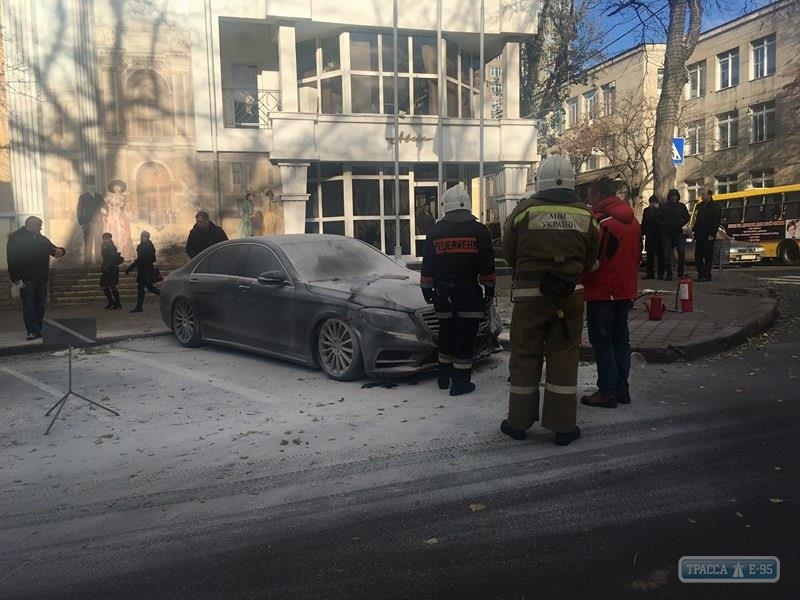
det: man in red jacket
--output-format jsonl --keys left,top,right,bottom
{"left": 580, "top": 177, "right": 642, "bottom": 408}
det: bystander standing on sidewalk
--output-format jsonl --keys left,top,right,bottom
{"left": 186, "top": 211, "right": 228, "bottom": 258}
{"left": 581, "top": 177, "right": 641, "bottom": 409}
{"left": 99, "top": 232, "right": 123, "bottom": 310}
{"left": 126, "top": 230, "right": 161, "bottom": 313}
{"left": 6, "top": 216, "right": 66, "bottom": 340}
{"left": 692, "top": 188, "right": 722, "bottom": 282}
{"left": 641, "top": 194, "right": 663, "bottom": 279}
{"left": 658, "top": 189, "right": 690, "bottom": 281}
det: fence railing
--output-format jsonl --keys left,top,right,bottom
{"left": 221, "top": 88, "right": 281, "bottom": 128}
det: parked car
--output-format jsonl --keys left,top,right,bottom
{"left": 160, "top": 235, "right": 502, "bottom": 381}
{"left": 642, "top": 227, "right": 764, "bottom": 266}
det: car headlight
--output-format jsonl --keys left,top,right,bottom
{"left": 360, "top": 308, "right": 418, "bottom": 334}
{"left": 754, "top": 246, "right": 765, "bottom": 253}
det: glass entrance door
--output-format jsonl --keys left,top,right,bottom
{"left": 413, "top": 183, "right": 438, "bottom": 257}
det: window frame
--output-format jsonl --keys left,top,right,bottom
{"left": 751, "top": 34, "right": 776, "bottom": 80}
{"left": 715, "top": 110, "right": 738, "bottom": 150}
{"left": 687, "top": 60, "right": 706, "bottom": 99}
{"left": 717, "top": 48, "right": 739, "bottom": 90}
{"left": 749, "top": 101, "right": 775, "bottom": 144}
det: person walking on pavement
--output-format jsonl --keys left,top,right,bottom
{"left": 641, "top": 194, "right": 663, "bottom": 279}
{"left": 99, "top": 232, "right": 123, "bottom": 310}
{"left": 420, "top": 184, "right": 495, "bottom": 396}
{"left": 186, "top": 210, "right": 228, "bottom": 258}
{"left": 77, "top": 178, "right": 106, "bottom": 265}
{"left": 692, "top": 188, "right": 722, "bottom": 282}
{"left": 580, "top": 177, "right": 642, "bottom": 409}
{"left": 6, "top": 216, "right": 67, "bottom": 340}
{"left": 501, "top": 155, "right": 600, "bottom": 446}
{"left": 126, "top": 230, "right": 161, "bottom": 312}
{"left": 658, "top": 188, "right": 690, "bottom": 281}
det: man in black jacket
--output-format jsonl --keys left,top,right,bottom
{"left": 6, "top": 216, "right": 66, "bottom": 340}
{"left": 186, "top": 211, "right": 228, "bottom": 258}
{"left": 640, "top": 194, "right": 663, "bottom": 279}
{"left": 692, "top": 188, "right": 722, "bottom": 281}
{"left": 658, "top": 188, "right": 690, "bottom": 281}
{"left": 126, "top": 230, "right": 161, "bottom": 312}
{"left": 420, "top": 184, "right": 495, "bottom": 396}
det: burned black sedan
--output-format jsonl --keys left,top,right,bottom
{"left": 160, "top": 235, "right": 502, "bottom": 380}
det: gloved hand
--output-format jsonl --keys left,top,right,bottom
{"left": 422, "top": 288, "right": 435, "bottom": 304}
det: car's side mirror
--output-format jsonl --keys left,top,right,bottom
{"left": 257, "top": 270, "right": 288, "bottom": 286}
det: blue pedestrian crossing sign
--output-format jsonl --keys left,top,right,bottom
{"left": 672, "top": 137, "right": 685, "bottom": 165}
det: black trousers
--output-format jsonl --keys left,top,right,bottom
{"left": 695, "top": 237, "right": 715, "bottom": 278}
{"left": 645, "top": 239, "right": 663, "bottom": 277}
{"left": 135, "top": 282, "right": 160, "bottom": 308}
{"left": 433, "top": 283, "right": 483, "bottom": 371}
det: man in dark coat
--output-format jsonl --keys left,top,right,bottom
{"left": 692, "top": 188, "right": 722, "bottom": 281}
{"left": 77, "top": 180, "right": 106, "bottom": 265}
{"left": 640, "top": 194, "right": 663, "bottom": 279}
{"left": 186, "top": 210, "right": 228, "bottom": 258}
{"left": 657, "top": 188, "right": 690, "bottom": 280}
{"left": 6, "top": 216, "right": 66, "bottom": 340}
{"left": 126, "top": 230, "right": 161, "bottom": 312}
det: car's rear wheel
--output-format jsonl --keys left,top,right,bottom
{"left": 172, "top": 298, "right": 202, "bottom": 347}
{"left": 317, "top": 318, "right": 364, "bottom": 381}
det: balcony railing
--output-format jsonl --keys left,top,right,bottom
{"left": 222, "top": 88, "right": 281, "bottom": 128}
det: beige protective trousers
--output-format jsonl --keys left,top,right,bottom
{"left": 507, "top": 291, "right": 585, "bottom": 433}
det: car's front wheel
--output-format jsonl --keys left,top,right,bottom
{"left": 172, "top": 298, "right": 202, "bottom": 347}
{"left": 317, "top": 317, "right": 364, "bottom": 381}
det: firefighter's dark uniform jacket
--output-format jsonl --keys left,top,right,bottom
{"left": 420, "top": 209, "right": 495, "bottom": 373}
{"left": 502, "top": 188, "right": 600, "bottom": 434}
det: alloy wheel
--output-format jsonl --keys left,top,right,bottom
{"left": 318, "top": 318, "right": 358, "bottom": 378}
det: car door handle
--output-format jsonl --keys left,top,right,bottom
{"left": 189, "top": 278, "right": 199, "bottom": 284}
{"left": 238, "top": 284, "right": 251, "bottom": 292}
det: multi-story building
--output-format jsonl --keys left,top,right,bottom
{"left": 0, "top": 0, "right": 538, "bottom": 267}
{"left": 557, "top": 0, "right": 799, "bottom": 211}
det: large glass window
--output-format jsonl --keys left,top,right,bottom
{"left": 685, "top": 119, "right": 705, "bottom": 155}
{"left": 352, "top": 75, "right": 379, "bottom": 114}
{"left": 413, "top": 37, "right": 437, "bottom": 74}
{"left": 321, "top": 77, "right": 343, "bottom": 114}
{"left": 382, "top": 34, "right": 409, "bottom": 72}
{"left": 750, "top": 101, "right": 775, "bottom": 143}
{"left": 750, "top": 170, "right": 775, "bottom": 189}
{"left": 717, "top": 48, "right": 739, "bottom": 89}
{"left": 716, "top": 111, "right": 738, "bottom": 150}
{"left": 353, "top": 180, "right": 380, "bottom": 216}
{"left": 383, "top": 76, "right": 410, "bottom": 114}
{"left": 350, "top": 33, "right": 378, "bottom": 71}
{"left": 321, "top": 180, "right": 344, "bottom": 217}
{"left": 414, "top": 78, "right": 438, "bottom": 115}
{"left": 321, "top": 36, "right": 340, "bottom": 72}
{"left": 687, "top": 60, "right": 706, "bottom": 98}
{"left": 297, "top": 40, "right": 317, "bottom": 79}
{"left": 751, "top": 34, "right": 776, "bottom": 79}
{"left": 716, "top": 174, "right": 738, "bottom": 194}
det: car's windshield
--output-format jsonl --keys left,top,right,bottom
{"left": 280, "top": 237, "right": 412, "bottom": 281}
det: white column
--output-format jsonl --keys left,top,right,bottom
{"left": 502, "top": 43, "right": 520, "bottom": 119}
{"left": 278, "top": 162, "right": 309, "bottom": 233}
{"left": 278, "top": 25, "right": 298, "bottom": 112}
{"left": 495, "top": 163, "right": 529, "bottom": 229}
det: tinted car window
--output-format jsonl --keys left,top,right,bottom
{"left": 241, "top": 245, "right": 285, "bottom": 279}
{"left": 280, "top": 236, "right": 411, "bottom": 281}
{"left": 194, "top": 245, "right": 245, "bottom": 275}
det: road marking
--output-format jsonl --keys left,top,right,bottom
{"left": 0, "top": 365, "right": 63, "bottom": 397}
{"left": 759, "top": 276, "right": 800, "bottom": 286}
{"left": 109, "top": 350, "right": 271, "bottom": 402}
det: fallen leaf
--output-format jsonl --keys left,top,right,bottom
{"left": 774, "top": 466, "right": 781, "bottom": 471}
{"left": 469, "top": 503, "right": 486, "bottom": 512}
{"left": 769, "top": 498, "right": 784, "bottom": 504}
{"left": 423, "top": 537, "right": 438, "bottom": 545}
{"left": 734, "top": 511, "right": 743, "bottom": 518}
{"left": 687, "top": 518, "right": 697, "bottom": 524}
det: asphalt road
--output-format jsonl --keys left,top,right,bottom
{"left": 2, "top": 266, "right": 799, "bottom": 600}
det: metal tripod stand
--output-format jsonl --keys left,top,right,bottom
{"left": 44, "top": 345, "right": 119, "bottom": 435}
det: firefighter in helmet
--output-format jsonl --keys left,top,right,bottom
{"left": 420, "top": 184, "right": 495, "bottom": 396}
{"left": 501, "top": 155, "right": 600, "bottom": 446}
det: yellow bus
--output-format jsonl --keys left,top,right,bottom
{"left": 713, "top": 184, "right": 800, "bottom": 265}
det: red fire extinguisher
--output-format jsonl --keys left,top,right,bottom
{"left": 648, "top": 293, "right": 664, "bottom": 321}
{"left": 678, "top": 276, "right": 694, "bottom": 312}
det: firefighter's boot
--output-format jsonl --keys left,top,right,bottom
{"left": 450, "top": 368, "right": 475, "bottom": 396}
{"left": 437, "top": 362, "right": 452, "bottom": 390}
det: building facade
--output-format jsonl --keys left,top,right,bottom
{"left": 556, "top": 0, "right": 799, "bottom": 212}
{"left": 1, "top": 0, "right": 538, "bottom": 268}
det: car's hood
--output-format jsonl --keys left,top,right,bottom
{"left": 306, "top": 274, "right": 427, "bottom": 312}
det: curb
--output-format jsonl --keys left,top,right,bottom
{"left": 0, "top": 329, "right": 172, "bottom": 357}
{"left": 496, "top": 297, "right": 779, "bottom": 364}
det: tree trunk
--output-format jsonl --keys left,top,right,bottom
{"left": 652, "top": 0, "right": 701, "bottom": 199}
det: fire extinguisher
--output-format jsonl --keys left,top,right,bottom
{"left": 678, "top": 276, "right": 694, "bottom": 312}
{"left": 648, "top": 293, "right": 664, "bottom": 320}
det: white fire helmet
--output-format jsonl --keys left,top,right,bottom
{"left": 535, "top": 155, "right": 575, "bottom": 192}
{"left": 440, "top": 184, "right": 471, "bottom": 215}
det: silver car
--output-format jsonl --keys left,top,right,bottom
{"left": 160, "top": 234, "right": 502, "bottom": 380}
{"left": 685, "top": 226, "right": 765, "bottom": 265}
